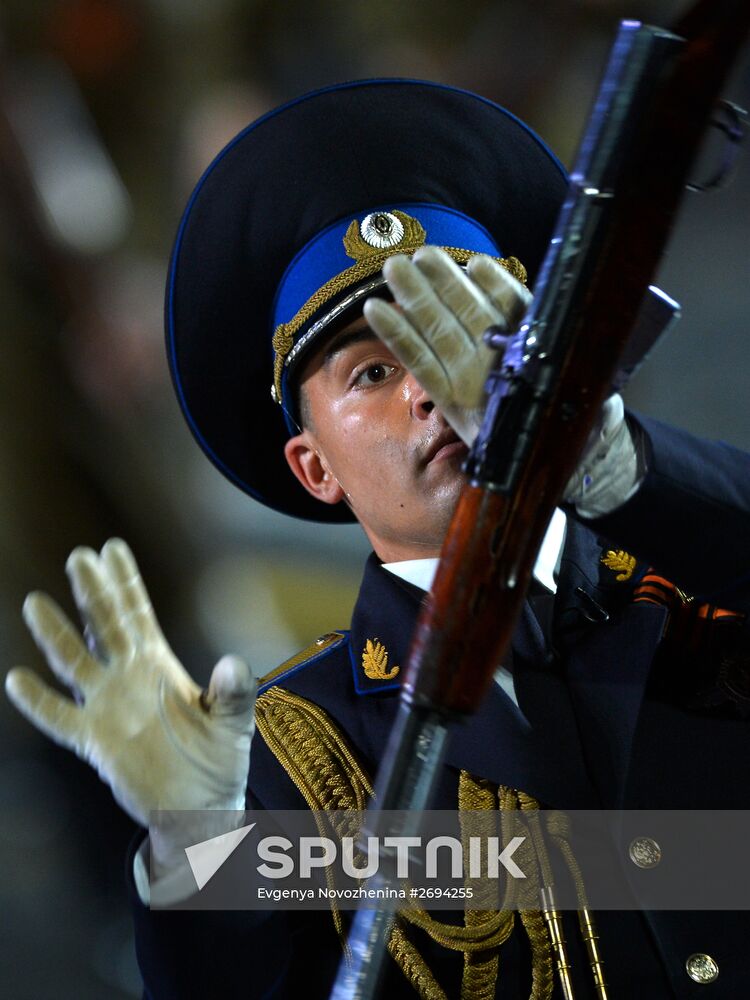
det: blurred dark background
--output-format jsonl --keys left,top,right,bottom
{"left": 0, "top": 1, "right": 747, "bottom": 996}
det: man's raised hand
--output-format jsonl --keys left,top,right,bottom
{"left": 364, "top": 246, "right": 531, "bottom": 445}
{"left": 365, "top": 247, "right": 637, "bottom": 517}
{"left": 5, "top": 539, "right": 256, "bottom": 829}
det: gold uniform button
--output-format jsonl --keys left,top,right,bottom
{"left": 628, "top": 836, "right": 662, "bottom": 869}
{"left": 685, "top": 953, "right": 719, "bottom": 984}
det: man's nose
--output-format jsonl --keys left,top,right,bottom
{"left": 405, "top": 373, "right": 435, "bottom": 420}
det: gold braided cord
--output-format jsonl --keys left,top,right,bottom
{"left": 516, "top": 790, "right": 611, "bottom": 998}
{"left": 271, "top": 248, "right": 528, "bottom": 404}
{"left": 518, "top": 792, "right": 556, "bottom": 889}
{"left": 401, "top": 906, "right": 514, "bottom": 952}
{"left": 388, "top": 923, "right": 448, "bottom": 1000}
{"left": 256, "top": 686, "right": 452, "bottom": 995}
{"left": 499, "top": 786, "right": 555, "bottom": 1000}
{"left": 459, "top": 772, "right": 503, "bottom": 914}
{"left": 256, "top": 685, "right": 562, "bottom": 998}
{"left": 398, "top": 771, "right": 515, "bottom": 957}
{"left": 545, "top": 811, "right": 587, "bottom": 907}
{"left": 461, "top": 957, "right": 499, "bottom": 1000}
{"left": 545, "top": 814, "right": 609, "bottom": 999}
{"left": 459, "top": 772, "right": 508, "bottom": 999}
{"left": 255, "top": 687, "right": 374, "bottom": 812}
{"left": 498, "top": 786, "right": 539, "bottom": 912}
{"left": 255, "top": 687, "right": 374, "bottom": 949}
{"left": 519, "top": 908, "right": 556, "bottom": 1000}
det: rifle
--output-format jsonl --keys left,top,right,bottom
{"left": 331, "top": 2, "right": 750, "bottom": 997}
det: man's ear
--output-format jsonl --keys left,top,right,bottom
{"left": 284, "top": 432, "right": 345, "bottom": 506}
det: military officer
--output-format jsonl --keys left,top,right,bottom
{"left": 7, "top": 80, "right": 750, "bottom": 998}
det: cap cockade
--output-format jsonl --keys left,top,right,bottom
{"left": 359, "top": 211, "right": 406, "bottom": 249}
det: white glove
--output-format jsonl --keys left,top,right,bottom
{"left": 563, "top": 393, "right": 641, "bottom": 518}
{"left": 365, "top": 247, "right": 641, "bottom": 516}
{"left": 5, "top": 539, "right": 256, "bottom": 884}
{"left": 364, "top": 246, "right": 531, "bottom": 446}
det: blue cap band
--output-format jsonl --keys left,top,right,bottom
{"left": 271, "top": 201, "right": 503, "bottom": 330}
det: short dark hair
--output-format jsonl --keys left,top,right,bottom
{"left": 294, "top": 379, "right": 314, "bottom": 432}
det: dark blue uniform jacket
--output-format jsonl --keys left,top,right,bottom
{"left": 131, "top": 414, "right": 750, "bottom": 999}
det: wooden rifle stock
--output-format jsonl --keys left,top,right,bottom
{"left": 404, "top": 2, "right": 750, "bottom": 717}
{"left": 331, "top": 5, "right": 749, "bottom": 998}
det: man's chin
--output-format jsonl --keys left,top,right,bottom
{"left": 426, "top": 452, "right": 468, "bottom": 489}
{"left": 429, "top": 469, "right": 468, "bottom": 529}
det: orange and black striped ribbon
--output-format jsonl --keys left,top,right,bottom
{"left": 633, "top": 569, "right": 743, "bottom": 654}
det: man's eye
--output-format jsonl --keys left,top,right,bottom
{"left": 354, "top": 363, "right": 396, "bottom": 387}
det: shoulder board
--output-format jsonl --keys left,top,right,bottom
{"left": 258, "top": 630, "right": 347, "bottom": 694}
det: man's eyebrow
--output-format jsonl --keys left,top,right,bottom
{"left": 322, "top": 326, "right": 380, "bottom": 367}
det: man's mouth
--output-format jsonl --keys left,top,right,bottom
{"left": 424, "top": 429, "right": 468, "bottom": 465}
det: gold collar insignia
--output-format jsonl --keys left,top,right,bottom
{"left": 362, "top": 638, "right": 400, "bottom": 681}
{"left": 601, "top": 549, "right": 636, "bottom": 582}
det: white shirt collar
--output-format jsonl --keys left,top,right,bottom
{"left": 383, "top": 507, "right": 566, "bottom": 595}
